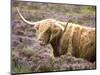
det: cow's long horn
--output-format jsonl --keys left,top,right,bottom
{"left": 63, "top": 20, "right": 69, "bottom": 32}
{"left": 16, "top": 7, "right": 36, "bottom": 25}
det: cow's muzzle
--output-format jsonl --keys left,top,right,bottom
{"left": 38, "top": 39, "right": 46, "bottom": 46}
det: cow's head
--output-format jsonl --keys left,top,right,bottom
{"left": 36, "top": 20, "right": 64, "bottom": 46}
{"left": 16, "top": 7, "right": 65, "bottom": 46}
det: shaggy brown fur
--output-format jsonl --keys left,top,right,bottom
{"left": 60, "top": 23, "right": 96, "bottom": 62}
{"left": 34, "top": 19, "right": 96, "bottom": 62}
{"left": 17, "top": 8, "right": 96, "bottom": 62}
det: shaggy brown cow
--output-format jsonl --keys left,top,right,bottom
{"left": 16, "top": 7, "right": 96, "bottom": 62}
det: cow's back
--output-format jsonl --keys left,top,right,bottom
{"left": 60, "top": 23, "right": 96, "bottom": 62}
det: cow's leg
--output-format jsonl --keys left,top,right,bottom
{"left": 66, "top": 36, "right": 73, "bottom": 57}
{"left": 66, "top": 25, "right": 75, "bottom": 57}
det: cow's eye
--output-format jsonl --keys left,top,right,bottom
{"left": 53, "top": 30, "right": 58, "bottom": 34}
{"left": 45, "top": 29, "right": 50, "bottom": 33}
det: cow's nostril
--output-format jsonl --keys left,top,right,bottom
{"left": 40, "top": 42, "right": 45, "bottom": 46}
{"left": 38, "top": 38, "right": 46, "bottom": 46}
{"left": 39, "top": 39, "right": 42, "bottom": 41}
{"left": 39, "top": 40, "right": 45, "bottom": 46}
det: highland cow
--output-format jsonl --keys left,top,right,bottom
{"left": 16, "top": 7, "right": 96, "bottom": 62}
